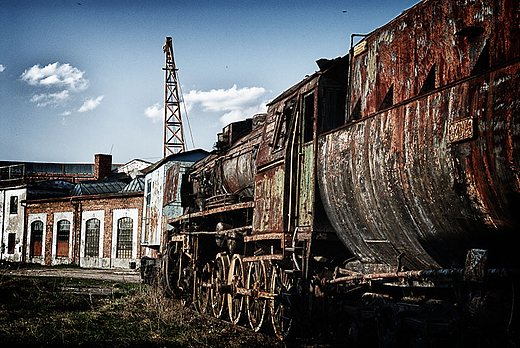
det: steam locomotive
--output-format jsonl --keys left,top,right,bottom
{"left": 148, "top": 0, "right": 520, "bottom": 345}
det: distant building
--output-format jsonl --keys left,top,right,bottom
{"left": 25, "top": 176, "right": 145, "bottom": 269}
{"left": 141, "top": 150, "right": 208, "bottom": 257}
{"left": 0, "top": 158, "right": 122, "bottom": 185}
{"left": 0, "top": 180, "right": 74, "bottom": 262}
{"left": 114, "top": 159, "right": 152, "bottom": 179}
{"left": 1, "top": 154, "right": 150, "bottom": 269}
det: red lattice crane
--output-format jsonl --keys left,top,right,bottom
{"left": 163, "top": 37, "right": 185, "bottom": 156}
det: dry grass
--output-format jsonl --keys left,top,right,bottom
{"left": 0, "top": 274, "right": 282, "bottom": 348}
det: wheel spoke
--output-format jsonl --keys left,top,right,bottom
{"left": 246, "top": 260, "right": 267, "bottom": 332}
{"left": 270, "top": 264, "right": 293, "bottom": 340}
{"left": 227, "top": 254, "right": 244, "bottom": 325}
{"left": 195, "top": 261, "right": 212, "bottom": 314}
{"left": 210, "top": 253, "right": 229, "bottom": 318}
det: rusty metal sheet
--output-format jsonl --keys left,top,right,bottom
{"left": 252, "top": 164, "right": 286, "bottom": 233}
{"left": 256, "top": 77, "right": 318, "bottom": 168}
{"left": 297, "top": 143, "right": 314, "bottom": 227}
{"left": 347, "top": 0, "right": 520, "bottom": 121}
{"left": 163, "top": 162, "right": 180, "bottom": 206}
{"left": 318, "top": 61, "right": 520, "bottom": 270}
{"left": 168, "top": 201, "right": 254, "bottom": 224}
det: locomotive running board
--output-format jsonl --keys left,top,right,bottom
{"left": 168, "top": 201, "right": 254, "bottom": 224}
{"left": 243, "top": 254, "right": 284, "bottom": 262}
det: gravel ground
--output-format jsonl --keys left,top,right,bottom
{"left": 1, "top": 267, "right": 141, "bottom": 283}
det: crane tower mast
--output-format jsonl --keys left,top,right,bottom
{"left": 163, "top": 37, "right": 185, "bottom": 157}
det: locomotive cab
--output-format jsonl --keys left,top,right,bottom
{"left": 250, "top": 55, "right": 352, "bottom": 285}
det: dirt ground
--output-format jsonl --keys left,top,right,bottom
{"left": 1, "top": 267, "right": 141, "bottom": 283}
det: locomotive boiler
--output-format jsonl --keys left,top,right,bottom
{"left": 150, "top": 0, "right": 520, "bottom": 345}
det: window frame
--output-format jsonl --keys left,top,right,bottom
{"left": 9, "top": 196, "right": 18, "bottom": 214}
{"left": 85, "top": 218, "right": 100, "bottom": 257}
{"left": 302, "top": 90, "right": 315, "bottom": 144}
{"left": 116, "top": 217, "right": 133, "bottom": 259}
{"left": 7, "top": 233, "right": 16, "bottom": 254}
{"left": 56, "top": 219, "right": 71, "bottom": 257}
{"left": 272, "top": 99, "right": 296, "bottom": 153}
{"left": 30, "top": 220, "right": 44, "bottom": 257}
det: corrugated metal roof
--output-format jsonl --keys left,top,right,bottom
{"left": 70, "top": 180, "right": 127, "bottom": 196}
{"left": 142, "top": 149, "right": 209, "bottom": 174}
{"left": 121, "top": 176, "right": 145, "bottom": 193}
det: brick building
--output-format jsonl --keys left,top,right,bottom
{"left": 2, "top": 154, "right": 150, "bottom": 269}
{"left": 24, "top": 155, "right": 147, "bottom": 269}
{"left": 25, "top": 179, "right": 144, "bottom": 269}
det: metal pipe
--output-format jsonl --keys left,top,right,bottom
{"left": 328, "top": 268, "right": 518, "bottom": 285}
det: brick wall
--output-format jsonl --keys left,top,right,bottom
{"left": 25, "top": 193, "right": 143, "bottom": 268}
{"left": 94, "top": 154, "right": 112, "bottom": 180}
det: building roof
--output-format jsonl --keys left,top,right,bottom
{"left": 69, "top": 175, "right": 145, "bottom": 197}
{"left": 115, "top": 159, "right": 152, "bottom": 179}
{"left": 121, "top": 176, "right": 145, "bottom": 193}
{"left": 142, "top": 149, "right": 209, "bottom": 174}
{"left": 25, "top": 180, "right": 76, "bottom": 200}
{"left": 70, "top": 180, "right": 128, "bottom": 196}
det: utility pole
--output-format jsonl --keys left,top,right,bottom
{"left": 163, "top": 37, "right": 185, "bottom": 157}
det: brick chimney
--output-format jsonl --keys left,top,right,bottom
{"left": 94, "top": 154, "right": 112, "bottom": 180}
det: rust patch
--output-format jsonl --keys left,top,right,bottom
{"left": 163, "top": 162, "right": 180, "bottom": 206}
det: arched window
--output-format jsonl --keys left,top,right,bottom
{"left": 56, "top": 220, "right": 70, "bottom": 257}
{"left": 116, "top": 217, "right": 133, "bottom": 259}
{"left": 31, "top": 221, "right": 44, "bottom": 257}
{"left": 85, "top": 218, "right": 100, "bottom": 257}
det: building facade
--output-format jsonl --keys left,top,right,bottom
{"left": 141, "top": 150, "right": 208, "bottom": 256}
{"left": 25, "top": 189, "right": 144, "bottom": 269}
{"left": 1, "top": 154, "right": 150, "bottom": 269}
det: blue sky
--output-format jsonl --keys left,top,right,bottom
{"left": 0, "top": 0, "right": 419, "bottom": 164}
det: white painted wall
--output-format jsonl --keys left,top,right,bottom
{"left": 142, "top": 166, "right": 165, "bottom": 247}
{"left": 141, "top": 160, "right": 190, "bottom": 250}
{"left": 1, "top": 187, "right": 27, "bottom": 262}
{"left": 115, "top": 159, "right": 150, "bottom": 179}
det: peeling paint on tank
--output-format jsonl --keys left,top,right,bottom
{"left": 320, "top": 59, "right": 520, "bottom": 269}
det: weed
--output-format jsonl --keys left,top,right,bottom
{"left": 0, "top": 275, "right": 281, "bottom": 348}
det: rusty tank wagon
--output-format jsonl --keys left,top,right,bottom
{"left": 145, "top": 0, "right": 520, "bottom": 345}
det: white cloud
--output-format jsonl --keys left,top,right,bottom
{"left": 20, "top": 62, "right": 88, "bottom": 91}
{"left": 184, "top": 85, "right": 268, "bottom": 124}
{"left": 78, "top": 95, "right": 104, "bottom": 112}
{"left": 144, "top": 102, "right": 163, "bottom": 123}
{"left": 0, "top": 64, "right": 5, "bottom": 72}
{"left": 218, "top": 105, "right": 268, "bottom": 125}
{"left": 61, "top": 111, "right": 71, "bottom": 116}
{"left": 29, "top": 90, "right": 70, "bottom": 107}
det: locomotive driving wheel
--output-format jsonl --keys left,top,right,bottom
{"left": 246, "top": 260, "right": 268, "bottom": 332}
{"left": 161, "top": 242, "right": 181, "bottom": 297}
{"left": 227, "top": 254, "right": 245, "bottom": 325}
{"left": 210, "top": 253, "right": 229, "bottom": 318}
{"left": 194, "top": 260, "right": 212, "bottom": 314}
{"left": 270, "top": 264, "right": 294, "bottom": 340}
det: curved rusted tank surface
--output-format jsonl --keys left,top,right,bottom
{"left": 184, "top": 115, "right": 265, "bottom": 210}
{"left": 318, "top": 0, "right": 520, "bottom": 270}
{"left": 318, "top": 64, "right": 520, "bottom": 269}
